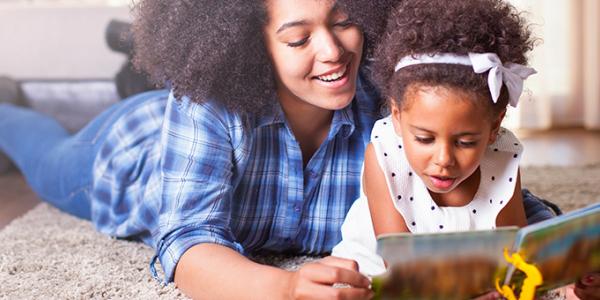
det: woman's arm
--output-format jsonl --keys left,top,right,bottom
{"left": 175, "top": 243, "right": 373, "bottom": 299}
{"left": 364, "top": 143, "right": 409, "bottom": 235}
{"left": 496, "top": 169, "right": 528, "bottom": 227}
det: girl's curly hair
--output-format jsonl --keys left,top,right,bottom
{"left": 132, "top": 0, "right": 394, "bottom": 116}
{"left": 372, "top": 0, "right": 536, "bottom": 119}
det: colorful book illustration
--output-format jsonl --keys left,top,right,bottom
{"left": 371, "top": 202, "right": 600, "bottom": 300}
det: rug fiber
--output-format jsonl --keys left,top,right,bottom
{"left": 1, "top": 164, "right": 598, "bottom": 299}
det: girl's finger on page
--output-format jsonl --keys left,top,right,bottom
{"left": 472, "top": 291, "right": 502, "bottom": 300}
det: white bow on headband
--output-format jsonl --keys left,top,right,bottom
{"left": 394, "top": 52, "right": 537, "bottom": 107}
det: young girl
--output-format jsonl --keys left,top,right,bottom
{"left": 333, "top": 0, "right": 537, "bottom": 276}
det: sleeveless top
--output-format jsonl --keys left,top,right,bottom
{"left": 331, "top": 116, "right": 523, "bottom": 275}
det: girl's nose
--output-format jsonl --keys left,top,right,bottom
{"left": 434, "top": 144, "right": 455, "bottom": 168}
{"left": 316, "top": 32, "right": 344, "bottom": 62}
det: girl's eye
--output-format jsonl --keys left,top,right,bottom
{"left": 287, "top": 37, "right": 309, "bottom": 48}
{"left": 415, "top": 136, "right": 434, "bottom": 144}
{"left": 456, "top": 140, "right": 478, "bottom": 147}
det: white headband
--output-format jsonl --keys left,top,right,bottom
{"left": 394, "top": 52, "right": 537, "bottom": 107}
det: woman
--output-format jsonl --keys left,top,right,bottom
{"left": 0, "top": 0, "right": 566, "bottom": 299}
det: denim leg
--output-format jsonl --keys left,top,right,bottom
{"left": 522, "top": 188, "right": 560, "bottom": 224}
{"left": 0, "top": 89, "right": 169, "bottom": 220}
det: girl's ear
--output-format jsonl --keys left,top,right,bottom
{"left": 488, "top": 109, "right": 506, "bottom": 145}
{"left": 390, "top": 99, "right": 403, "bottom": 132}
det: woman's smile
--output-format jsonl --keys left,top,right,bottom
{"left": 312, "top": 61, "right": 351, "bottom": 89}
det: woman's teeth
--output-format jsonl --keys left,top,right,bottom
{"left": 317, "top": 66, "right": 346, "bottom": 82}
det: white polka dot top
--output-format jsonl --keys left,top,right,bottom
{"left": 331, "top": 116, "right": 523, "bottom": 275}
{"left": 371, "top": 115, "right": 523, "bottom": 233}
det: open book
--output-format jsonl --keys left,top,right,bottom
{"left": 371, "top": 202, "right": 600, "bottom": 300}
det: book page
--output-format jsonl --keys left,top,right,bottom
{"left": 507, "top": 202, "right": 600, "bottom": 292}
{"left": 373, "top": 228, "right": 518, "bottom": 299}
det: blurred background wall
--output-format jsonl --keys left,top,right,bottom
{"left": 1, "top": 0, "right": 599, "bottom": 130}
{"left": 507, "top": 0, "right": 600, "bottom": 130}
{"left": 0, "top": 0, "right": 131, "bottom": 80}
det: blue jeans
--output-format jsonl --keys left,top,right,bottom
{"left": 0, "top": 90, "right": 168, "bottom": 220}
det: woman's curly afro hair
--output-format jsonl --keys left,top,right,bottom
{"left": 372, "top": 0, "right": 537, "bottom": 118}
{"left": 132, "top": 0, "right": 395, "bottom": 116}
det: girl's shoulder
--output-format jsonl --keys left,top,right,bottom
{"left": 370, "top": 115, "right": 396, "bottom": 141}
{"left": 488, "top": 128, "right": 523, "bottom": 156}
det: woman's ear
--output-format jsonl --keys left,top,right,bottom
{"left": 488, "top": 109, "right": 506, "bottom": 144}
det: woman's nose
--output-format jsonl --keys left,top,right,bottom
{"left": 316, "top": 32, "right": 344, "bottom": 62}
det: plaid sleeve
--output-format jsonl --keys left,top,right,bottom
{"left": 152, "top": 93, "right": 244, "bottom": 282}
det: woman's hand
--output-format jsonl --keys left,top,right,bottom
{"left": 285, "top": 256, "right": 373, "bottom": 300}
{"left": 572, "top": 273, "right": 600, "bottom": 300}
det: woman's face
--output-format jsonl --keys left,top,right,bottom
{"left": 263, "top": 0, "right": 364, "bottom": 112}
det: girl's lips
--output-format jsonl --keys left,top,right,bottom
{"left": 430, "top": 176, "right": 456, "bottom": 190}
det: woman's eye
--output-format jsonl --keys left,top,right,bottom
{"left": 415, "top": 136, "right": 434, "bottom": 144}
{"left": 334, "top": 19, "right": 353, "bottom": 28}
{"left": 287, "top": 37, "right": 309, "bottom": 48}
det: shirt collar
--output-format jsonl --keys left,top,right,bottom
{"left": 254, "top": 100, "right": 357, "bottom": 138}
{"left": 254, "top": 76, "right": 367, "bottom": 138}
{"left": 255, "top": 101, "right": 286, "bottom": 128}
{"left": 329, "top": 101, "right": 356, "bottom": 139}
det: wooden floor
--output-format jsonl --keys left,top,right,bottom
{"left": 1, "top": 128, "right": 599, "bottom": 230}
{"left": 517, "top": 128, "right": 600, "bottom": 167}
{"left": 0, "top": 170, "right": 40, "bottom": 229}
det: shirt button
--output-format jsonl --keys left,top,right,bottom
{"left": 294, "top": 205, "right": 301, "bottom": 212}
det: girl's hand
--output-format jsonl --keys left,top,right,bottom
{"left": 572, "top": 273, "right": 600, "bottom": 300}
{"left": 472, "top": 291, "right": 502, "bottom": 300}
{"left": 286, "top": 256, "right": 373, "bottom": 300}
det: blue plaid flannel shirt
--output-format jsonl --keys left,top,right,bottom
{"left": 91, "top": 75, "right": 382, "bottom": 282}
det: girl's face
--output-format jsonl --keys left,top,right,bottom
{"left": 263, "top": 0, "right": 364, "bottom": 112}
{"left": 391, "top": 85, "right": 503, "bottom": 200}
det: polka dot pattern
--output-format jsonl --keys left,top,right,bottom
{"left": 367, "top": 116, "right": 522, "bottom": 233}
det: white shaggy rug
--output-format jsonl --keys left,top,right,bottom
{"left": 0, "top": 165, "right": 599, "bottom": 299}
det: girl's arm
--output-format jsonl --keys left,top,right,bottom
{"left": 496, "top": 169, "right": 528, "bottom": 227}
{"left": 174, "top": 243, "right": 373, "bottom": 299}
{"left": 364, "top": 143, "right": 409, "bottom": 235}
